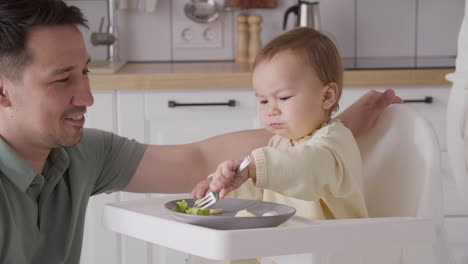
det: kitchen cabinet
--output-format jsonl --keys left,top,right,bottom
{"left": 81, "top": 89, "right": 258, "bottom": 264}
{"left": 81, "top": 86, "right": 467, "bottom": 264}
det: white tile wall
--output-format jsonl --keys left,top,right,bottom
{"left": 320, "top": 0, "right": 356, "bottom": 59}
{"left": 417, "top": 0, "right": 465, "bottom": 67}
{"left": 65, "top": 0, "right": 108, "bottom": 61}
{"left": 236, "top": 0, "right": 356, "bottom": 60}
{"left": 67, "top": 0, "right": 464, "bottom": 66}
{"left": 118, "top": 0, "right": 172, "bottom": 61}
{"left": 171, "top": 0, "right": 234, "bottom": 61}
{"left": 234, "top": 0, "right": 293, "bottom": 52}
{"left": 356, "top": 0, "right": 417, "bottom": 58}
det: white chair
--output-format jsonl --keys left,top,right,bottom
{"left": 102, "top": 104, "right": 452, "bottom": 264}
{"left": 264, "top": 104, "right": 451, "bottom": 264}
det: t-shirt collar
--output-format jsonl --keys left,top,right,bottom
{"left": 0, "top": 137, "right": 39, "bottom": 192}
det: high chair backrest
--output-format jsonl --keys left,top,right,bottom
{"left": 357, "top": 104, "right": 442, "bottom": 219}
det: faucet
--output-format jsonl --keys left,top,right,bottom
{"left": 90, "top": 0, "right": 119, "bottom": 62}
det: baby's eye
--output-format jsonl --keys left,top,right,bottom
{"left": 54, "top": 78, "right": 69, "bottom": 84}
{"left": 279, "top": 96, "right": 292, "bottom": 101}
{"left": 259, "top": 100, "right": 268, "bottom": 104}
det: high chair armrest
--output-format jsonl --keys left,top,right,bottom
{"left": 224, "top": 216, "right": 435, "bottom": 259}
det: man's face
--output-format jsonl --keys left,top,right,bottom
{"left": 4, "top": 25, "right": 94, "bottom": 148}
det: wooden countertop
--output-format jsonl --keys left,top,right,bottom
{"left": 88, "top": 62, "right": 454, "bottom": 90}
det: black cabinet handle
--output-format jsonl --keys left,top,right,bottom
{"left": 168, "top": 100, "right": 236, "bottom": 108}
{"left": 403, "top": 96, "right": 433, "bottom": 104}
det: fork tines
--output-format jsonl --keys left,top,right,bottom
{"left": 194, "top": 191, "right": 218, "bottom": 209}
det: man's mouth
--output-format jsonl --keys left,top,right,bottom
{"left": 64, "top": 111, "right": 86, "bottom": 127}
{"left": 69, "top": 114, "right": 84, "bottom": 121}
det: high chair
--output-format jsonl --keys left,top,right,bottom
{"left": 103, "top": 105, "right": 452, "bottom": 264}
{"left": 264, "top": 104, "right": 450, "bottom": 264}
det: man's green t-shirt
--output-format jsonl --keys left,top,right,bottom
{"left": 0, "top": 128, "right": 147, "bottom": 264}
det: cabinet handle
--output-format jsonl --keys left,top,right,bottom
{"left": 403, "top": 96, "right": 433, "bottom": 104}
{"left": 168, "top": 100, "right": 236, "bottom": 108}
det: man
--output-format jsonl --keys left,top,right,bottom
{"left": 0, "top": 0, "right": 402, "bottom": 263}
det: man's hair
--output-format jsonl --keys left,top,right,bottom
{"left": 0, "top": 0, "right": 88, "bottom": 81}
{"left": 253, "top": 27, "right": 343, "bottom": 114}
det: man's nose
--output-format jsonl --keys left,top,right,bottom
{"left": 72, "top": 79, "right": 94, "bottom": 107}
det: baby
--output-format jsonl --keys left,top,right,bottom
{"left": 193, "top": 27, "right": 368, "bottom": 222}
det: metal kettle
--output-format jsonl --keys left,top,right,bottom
{"left": 283, "top": 0, "right": 320, "bottom": 30}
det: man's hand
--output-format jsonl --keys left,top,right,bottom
{"left": 209, "top": 159, "right": 250, "bottom": 198}
{"left": 338, "top": 89, "right": 403, "bottom": 139}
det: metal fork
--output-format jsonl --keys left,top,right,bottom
{"left": 194, "top": 155, "right": 252, "bottom": 209}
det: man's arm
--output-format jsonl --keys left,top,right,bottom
{"left": 124, "top": 89, "right": 402, "bottom": 193}
{"left": 337, "top": 89, "right": 402, "bottom": 139}
{"left": 123, "top": 129, "right": 271, "bottom": 193}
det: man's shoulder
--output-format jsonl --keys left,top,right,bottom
{"left": 65, "top": 128, "right": 112, "bottom": 154}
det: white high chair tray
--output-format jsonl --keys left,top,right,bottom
{"left": 103, "top": 195, "right": 435, "bottom": 260}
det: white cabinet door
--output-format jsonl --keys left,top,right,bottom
{"left": 112, "top": 89, "right": 259, "bottom": 264}
{"left": 144, "top": 89, "right": 260, "bottom": 144}
{"left": 82, "top": 91, "right": 121, "bottom": 264}
{"left": 338, "top": 86, "right": 449, "bottom": 150}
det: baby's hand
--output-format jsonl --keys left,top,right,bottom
{"left": 191, "top": 177, "right": 212, "bottom": 198}
{"left": 210, "top": 159, "right": 250, "bottom": 198}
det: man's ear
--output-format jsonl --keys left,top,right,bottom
{"left": 321, "top": 82, "right": 338, "bottom": 110}
{"left": 0, "top": 75, "right": 12, "bottom": 107}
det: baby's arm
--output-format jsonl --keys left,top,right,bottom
{"left": 252, "top": 125, "right": 362, "bottom": 201}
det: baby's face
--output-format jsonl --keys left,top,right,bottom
{"left": 252, "top": 50, "right": 327, "bottom": 140}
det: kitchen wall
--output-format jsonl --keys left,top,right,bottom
{"left": 66, "top": 0, "right": 464, "bottom": 68}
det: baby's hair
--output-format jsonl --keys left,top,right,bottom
{"left": 253, "top": 27, "right": 343, "bottom": 114}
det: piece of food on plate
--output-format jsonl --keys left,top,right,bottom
{"left": 176, "top": 200, "right": 188, "bottom": 212}
{"left": 209, "top": 208, "right": 223, "bottom": 214}
{"left": 175, "top": 200, "right": 223, "bottom": 216}
{"left": 186, "top": 207, "right": 211, "bottom": 215}
{"left": 262, "top": 211, "right": 278, "bottom": 216}
{"left": 235, "top": 209, "right": 256, "bottom": 217}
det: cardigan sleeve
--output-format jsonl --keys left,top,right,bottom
{"left": 252, "top": 122, "right": 363, "bottom": 201}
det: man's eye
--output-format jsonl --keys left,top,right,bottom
{"left": 83, "top": 69, "right": 90, "bottom": 75}
{"left": 279, "top": 96, "right": 292, "bottom": 101}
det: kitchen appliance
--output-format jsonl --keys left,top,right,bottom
{"left": 89, "top": 0, "right": 126, "bottom": 73}
{"left": 283, "top": 0, "right": 320, "bottom": 30}
{"left": 184, "top": 0, "right": 220, "bottom": 24}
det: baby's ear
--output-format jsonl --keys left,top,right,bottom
{"left": 321, "top": 83, "right": 338, "bottom": 110}
{"left": 0, "top": 75, "right": 11, "bottom": 107}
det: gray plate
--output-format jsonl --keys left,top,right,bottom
{"left": 164, "top": 198, "right": 296, "bottom": 230}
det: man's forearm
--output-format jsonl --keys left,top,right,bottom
{"left": 198, "top": 128, "right": 271, "bottom": 173}
{"left": 124, "top": 128, "right": 271, "bottom": 193}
